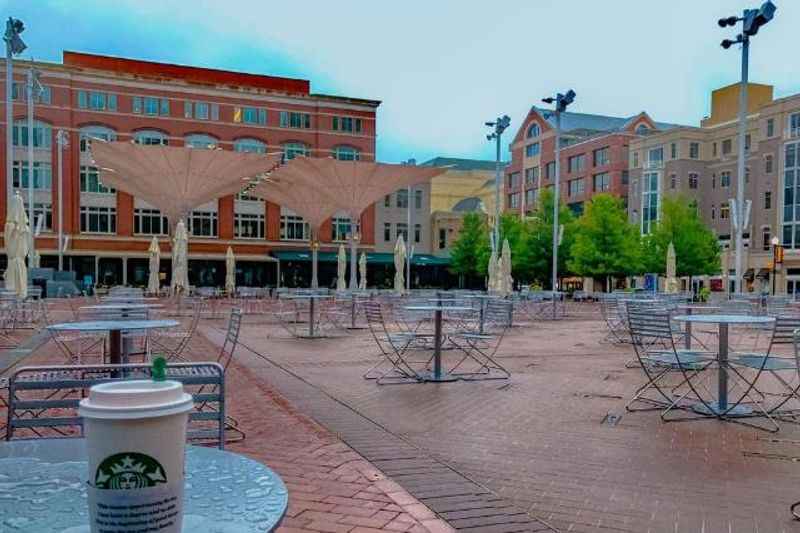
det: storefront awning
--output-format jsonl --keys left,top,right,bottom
{"left": 756, "top": 268, "right": 771, "bottom": 279}
{"left": 743, "top": 268, "right": 755, "bottom": 281}
{"left": 272, "top": 251, "right": 449, "bottom": 266}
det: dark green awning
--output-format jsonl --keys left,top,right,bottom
{"left": 272, "top": 250, "right": 449, "bottom": 266}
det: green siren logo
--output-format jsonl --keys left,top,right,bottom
{"left": 95, "top": 452, "right": 167, "bottom": 490}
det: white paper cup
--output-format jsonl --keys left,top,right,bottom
{"left": 79, "top": 380, "right": 193, "bottom": 533}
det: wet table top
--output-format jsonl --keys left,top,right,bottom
{"left": 0, "top": 439, "right": 288, "bottom": 532}
{"left": 672, "top": 314, "right": 775, "bottom": 325}
{"left": 47, "top": 319, "right": 179, "bottom": 332}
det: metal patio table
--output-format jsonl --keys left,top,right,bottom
{"left": 48, "top": 319, "right": 179, "bottom": 365}
{"left": 458, "top": 294, "right": 498, "bottom": 334}
{"left": 675, "top": 305, "right": 721, "bottom": 350}
{"left": 404, "top": 305, "right": 473, "bottom": 382}
{"left": 672, "top": 314, "right": 775, "bottom": 416}
{"left": 0, "top": 439, "right": 288, "bottom": 532}
{"left": 282, "top": 294, "right": 333, "bottom": 338}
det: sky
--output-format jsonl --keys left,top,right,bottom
{"left": 3, "top": 0, "right": 798, "bottom": 164}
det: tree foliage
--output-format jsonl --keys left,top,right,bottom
{"left": 642, "top": 194, "right": 720, "bottom": 276}
{"left": 449, "top": 212, "right": 490, "bottom": 281}
{"left": 568, "top": 194, "right": 643, "bottom": 278}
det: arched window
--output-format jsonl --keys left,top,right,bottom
{"left": 283, "top": 142, "right": 308, "bottom": 161}
{"left": 185, "top": 133, "right": 217, "bottom": 149}
{"left": 234, "top": 138, "right": 266, "bottom": 153}
{"left": 527, "top": 123, "right": 540, "bottom": 138}
{"left": 332, "top": 145, "right": 360, "bottom": 161}
{"left": 134, "top": 130, "right": 168, "bottom": 146}
{"left": 79, "top": 125, "right": 116, "bottom": 152}
{"left": 12, "top": 119, "right": 51, "bottom": 149}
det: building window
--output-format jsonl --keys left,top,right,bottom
{"left": 632, "top": 152, "right": 639, "bottom": 168}
{"left": 134, "top": 130, "right": 168, "bottom": 146}
{"left": 185, "top": 134, "right": 217, "bottom": 149}
{"left": 669, "top": 173, "right": 677, "bottom": 189}
{"left": 282, "top": 142, "right": 308, "bottom": 161}
{"left": 763, "top": 227, "right": 771, "bottom": 251}
{"left": 507, "top": 172, "right": 521, "bottom": 189}
{"left": 438, "top": 228, "right": 447, "bottom": 249}
{"left": 720, "top": 204, "right": 730, "bottom": 220}
{"left": 525, "top": 188, "right": 536, "bottom": 207}
{"left": 396, "top": 189, "right": 409, "bottom": 208}
{"left": 525, "top": 142, "right": 540, "bottom": 157}
{"left": 689, "top": 173, "right": 699, "bottom": 189}
{"left": 689, "top": 142, "right": 699, "bottom": 159}
{"left": 621, "top": 170, "right": 629, "bottom": 185}
{"left": 331, "top": 217, "right": 357, "bottom": 242}
{"left": 188, "top": 211, "right": 218, "bottom": 237}
{"left": 722, "top": 139, "right": 732, "bottom": 155}
{"left": 545, "top": 162, "right": 556, "bottom": 180}
{"left": 745, "top": 134, "right": 751, "bottom": 152}
{"left": 767, "top": 118, "right": 775, "bottom": 138}
{"left": 568, "top": 178, "right": 585, "bottom": 197}
{"left": 185, "top": 101, "right": 219, "bottom": 121}
{"left": 721, "top": 171, "right": 731, "bottom": 188}
{"left": 592, "top": 172, "right": 609, "bottom": 192}
{"left": 593, "top": 147, "right": 609, "bottom": 166}
{"left": 79, "top": 165, "right": 115, "bottom": 194}
{"left": 567, "top": 155, "right": 585, "bottom": 173}
{"left": 711, "top": 205, "right": 716, "bottom": 220}
{"left": 80, "top": 206, "right": 116, "bottom": 234}
{"left": 235, "top": 213, "right": 265, "bottom": 239}
{"left": 332, "top": 116, "right": 363, "bottom": 133}
{"left": 12, "top": 161, "right": 52, "bottom": 190}
{"left": 280, "top": 214, "right": 308, "bottom": 241}
{"left": 280, "top": 111, "right": 311, "bottom": 129}
{"left": 790, "top": 113, "right": 800, "bottom": 138}
{"left": 234, "top": 106, "right": 267, "bottom": 125}
{"left": 234, "top": 138, "right": 266, "bottom": 153}
{"left": 765, "top": 153, "right": 774, "bottom": 174}
{"left": 670, "top": 143, "right": 677, "bottom": 159}
{"left": 712, "top": 174, "right": 716, "bottom": 189}
{"left": 713, "top": 142, "right": 718, "bottom": 157}
{"left": 133, "top": 96, "right": 170, "bottom": 117}
{"left": 782, "top": 142, "right": 800, "bottom": 248}
{"left": 13, "top": 82, "right": 51, "bottom": 104}
{"left": 414, "top": 189, "right": 423, "bottom": 209}
{"left": 765, "top": 191, "right": 772, "bottom": 209}
{"left": 526, "top": 124, "right": 540, "bottom": 138}
{"left": 384, "top": 195, "right": 391, "bottom": 207}
{"left": 641, "top": 172, "right": 659, "bottom": 235}
{"left": 525, "top": 167, "right": 539, "bottom": 184}
{"left": 29, "top": 203, "right": 53, "bottom": 231}
{"left": 647, "top": 147, "right": 664, "bottom": 167}
{"left": 508, "top": 193, "right": 520, "bottom": 209}
{"left": 414, "top": 223, "right": 421, "bottom": 243}
{"left": 79, "top": 126, "right": 116, "bottom": 152}
{"left": 396, "top": 222, "right": 408, "bottom": 242}
{"left": 383, "top": 222, "right": 391, "bottom": 242}
{"left": 333, "top": 146, "right": 360, "bottom": 161}
{"left": 134, "top": 208, "right": 168, "bottom": 235}
{"left": 77, "top": 90, "right": 117, "bottom": 111}
{"left": 12, "top": 119, "right": 51, "bottom": 148}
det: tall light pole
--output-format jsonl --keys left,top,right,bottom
{"left": 719, "top": 0, "right": 776, "bottom": 294}
{"left": 4, "top": 17, "right": 26, "bottom": 212}
{"left": 485, "top": 115, "right": 510, "bottom": 252}
{"left": 542, "top": 90, "right": 576, "bottom": 317}
{"left": 403, "top": 158, "right": 417, "bottom": 293}
{"left": 25, "top": 66, "right": 43, "bottom": 267}
{"left": 56, "top": 129, "right": 68, "bottom": 271}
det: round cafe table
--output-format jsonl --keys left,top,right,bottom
{"left": 0, "top": 439, "right": 288, "bottom": 532}
{"left": 281, "top": 294, "right": 333, "bottom": 338}
{"left": 404, "top": 305, "right": 473, "bottom": 382}
{"left": 672, "top": 314, "right": 775, "bottom": 416}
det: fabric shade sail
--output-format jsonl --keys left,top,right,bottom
{"left": 90, "top": 140, "right": 282, "bottom": 226}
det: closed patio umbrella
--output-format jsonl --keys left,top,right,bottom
{"left": 4, "top": 193, "right": 29, "bottom": 298}
{"left": 394, "top": 235, "right": 406, "bottom": 295}
{"left": 501, "top": 238, "right": 513, "bottom": 296}
{"left": 225, "top": 246, "right": 236, "bottom": 295}
{"left": 358, "top": 252, "right": 367, "bottom": 290}
{"left": 487, "top": 247, "right": 498, "bottom": 293}
{"left": 337, "top": 245, "right": 347, "bottom": 292}
{"left": 171, "top": 220, "right": 189, "bottom": 295}
{"left": 665, "top": 242, "right": 678, "bottom": 293}
{"left": 147, "top": 236, "right": 161, "bottom": 295}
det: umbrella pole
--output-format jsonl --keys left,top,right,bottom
{"left": 311, "top": 230, "right": 319, "bottom": 289}
{"left": 349, "top": 232, "right": 358, "bottom": 290}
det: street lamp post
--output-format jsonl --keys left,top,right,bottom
{"left": 542, "top": 90, "right": 576, "bottom": 318}
{"left": 4, "top": 17, "right": 26, "bottom": 212}
{"left": 56, "top": 129, "right": 68, "bottom": 271}
{"left": 485, "top": 115, "right": 510, "bottom": 254}
{"left": 718, "top": 0, "right": 777, "bottom": 295}
{"left": 771, "top": 235, "right": 781, "bottom": 295}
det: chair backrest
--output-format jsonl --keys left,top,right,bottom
{"left": 627, "top": 308, "right": 673, "bottom": 343}
{"left": 770, "top": 315, "right": 800, "bottom": 346}
{"left": 218, "top": 308, "right": 242, "bottom": 371}
{"left": 6, "top": 362, "right": 226, "bottom": 448}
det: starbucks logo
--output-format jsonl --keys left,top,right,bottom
{"left": 95, "top": 452, "right": 167, "bottom": 490}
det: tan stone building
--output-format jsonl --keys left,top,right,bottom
{"left": 628, "top": 83, "right": 800, "bottom": 295}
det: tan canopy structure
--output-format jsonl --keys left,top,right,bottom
{"left": 257, "top": 156, "right": 448, "bottom": 289}
{"left": 90, "top": 140, "right": 282, "bottom": 227}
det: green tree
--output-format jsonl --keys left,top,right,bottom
{"left": 643, "top": 194, "right": 720, "bottom": 276}
{"left": 518, "top": 188, "right": 576, "bottom": 288}
{"left": 568, "top": 194, "right": 643, "bottom": 289}
{"left": 449, "top": 212, "right": 490, "bottom": 287}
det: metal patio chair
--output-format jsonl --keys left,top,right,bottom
{"left": 149, "top": 301, "right": 203, "bottom": 362}
{"left": 362, "top": 301, "right": 429, "bottom": 385}
{"left": 448, "top": 302, "right": 511, "bottom": 380}
{"left": 600, "top": 294, "right": 629, "bottom": 344}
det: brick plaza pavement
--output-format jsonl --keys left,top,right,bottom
{"left": 200, "top": 305, "right": 800, "bottom": 533}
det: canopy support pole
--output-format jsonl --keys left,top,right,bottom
{"left": 348, "top": 232, "right": 358, "bottom": 290}
{"left": 311, "top": 230, "right": 319, "bottom": 289}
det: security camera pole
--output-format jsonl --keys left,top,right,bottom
{"left": 542, "top": 90, "right": 575, "bottom": 318}
{"left": 718, "top": 0, "right": 776, "bottom": 294}
{"left": 4, "top": 17, "right": 26, "bottom": 211}
{"left": 485, "top": 115, "right": 510, "bottom": 254}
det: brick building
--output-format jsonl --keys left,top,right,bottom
{"left": 505, "top": 106, "right": 679, "bottom": 216}
{"left": 1, "top": 51, "right": 379, "bottom": 288}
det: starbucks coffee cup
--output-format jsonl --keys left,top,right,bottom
{"left": 79, "top": 379, "right": 193, "bottom": 533}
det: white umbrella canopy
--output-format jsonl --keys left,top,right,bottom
{"left": 147, "top": 236, "right": 161, "bottom": 295}
{"left": 336, "top": 245, "right": 347, "bottom": 292}
{"left": 171, "top": 220, "right": 190, "bottom": 294}
{"left": 225, "top": 246, "right": 236, "bottom": 295}
{"left": 394, "top": 235, "right": 406, "bottom": 295}
{"left": 358, "top": 252, "right": 367, "bottom": 290}
{"left": 501, "top": 238, "right": 513, "bottom": 296}
{"left": 4, "top": 193, "right": 29, "bottom": 298}
{"left": 90, "top": 140, "right": 282, "bottom": 226}
{"left": 487, "top": 247, "right": 498, "bottom": 293}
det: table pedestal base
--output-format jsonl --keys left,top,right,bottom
{"left": 418, "top": 371, "right": 459, "bottom": 383}
{"left": 691, "top": 402, "right": 753, "bottom": 417}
